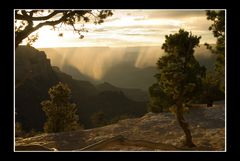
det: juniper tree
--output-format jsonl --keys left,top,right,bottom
{"left": 41, "top": 82, "right": 80, "bottom": 133}
{"left": 205, "top": 10, "right": 225, "bottom": 91}
{"left": 154, "top": 29, "right": 206, "bottom": 147}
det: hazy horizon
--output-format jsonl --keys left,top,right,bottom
{"left": 38, "top": 45, "right": 214, "bottom": 87}
{"left": 35, "top": 43, "right": 216, "bottom": 49}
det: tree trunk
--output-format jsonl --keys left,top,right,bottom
{"left": 15, "top": 31, "right": 30, "bottom": 48}
{"left": 176, "top": 102, "right": 196, "bottom": 147}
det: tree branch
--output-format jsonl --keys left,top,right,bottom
{"left": 15, "top": 10, "right": 63, "bottom": 21}
{"left": 15, "top": 11, "right": 81, "bottom": 47}
{"left": 15, "top": 10, "right": 112, "bottom": 48}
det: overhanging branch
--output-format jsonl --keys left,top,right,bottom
{"left": 15, "top": 10, "right": 63, "bottom": 21}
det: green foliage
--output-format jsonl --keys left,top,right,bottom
{"left": 90, "top": 111, "right": 107, "bottom": 127}
{"left": 26, "top": 33, "right": 39, "bottom": 46}
{"left": 148, "top": 83, "right": 174, "bottom": 113}
{"left": 41, "top": 82, "right": 80, "bottom": 133}
{"left": 206, "top": 10, "right": 225, "bottom": 38}
{"left": 15, "top": 10, "right": 113, "bottom": 47}
{"left": 156, "top": 29, "right": 206, "bottom": 103}
{"left": 169, "top": 105, "right": 189, "bottom": 114}
{"left": 205, "top": 10, "right": 225, "bottom": 91}
{"left": 198, "top": 72, "right": 225, "bottom": 106}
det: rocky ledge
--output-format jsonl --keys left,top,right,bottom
{"left": 16, "top": 104, "right": 225, "bottom": 151}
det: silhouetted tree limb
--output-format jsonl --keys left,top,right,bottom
{"left": 15, "top": 10, "right": 113, "bottom": 48}
{"left": 15, "top": 10, "right": 62, "bottom": 21}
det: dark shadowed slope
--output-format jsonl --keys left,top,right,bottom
{"left": 15, "top": 46, "right": 147, "bottom": 131}
{"left": 96, "top": 82, "right": 149, "bottom": 102}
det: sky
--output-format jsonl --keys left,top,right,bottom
{"left": 19, "top": 10, "right": 217, "bottom": 48}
